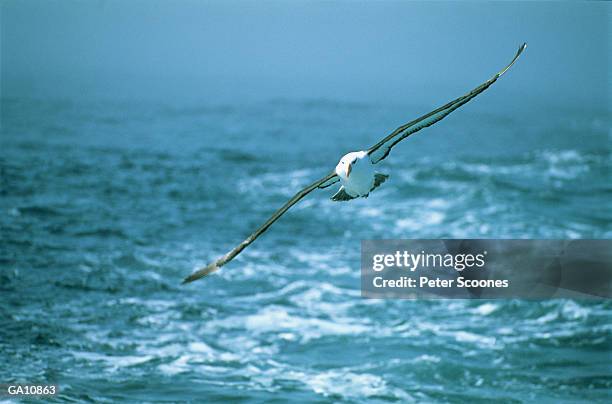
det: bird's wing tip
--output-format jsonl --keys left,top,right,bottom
{"left": 497, "top": 42, "right": 528, "bottom": 78}
{"left": 181, "top": 275, "right": 196, "bottom": 285}
{"left": 181, "top": 264, "right": 219, "bottom": 285}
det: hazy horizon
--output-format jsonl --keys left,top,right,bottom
{"left": 2, "top": 1, "right": 609, "bottom": 112}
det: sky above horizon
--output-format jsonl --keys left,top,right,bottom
{"left": 1, "top": 1, "right": 609, "bottom": 111}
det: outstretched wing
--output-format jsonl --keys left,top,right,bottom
{"left": 183, "top": 171, "right": 338, "bottom": 283}
{"left": 368, "top": 43, "right": 527, "bottom": 164}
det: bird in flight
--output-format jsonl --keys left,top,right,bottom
{"left": 183, "top": 43, "right": 527, "bottom": 284}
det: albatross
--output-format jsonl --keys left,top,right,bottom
{"left": 183, "top": 43, "right": 527, "bottom": 284}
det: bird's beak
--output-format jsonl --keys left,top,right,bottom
{"left": 346, "top": 163, "right": 352, "bottom": 178}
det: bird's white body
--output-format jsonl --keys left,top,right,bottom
{"left": 335, "top": 151, "right": 375, "bottom": 197}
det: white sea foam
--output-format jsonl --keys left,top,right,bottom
{"left": 560, "top": 300, "right": 590, "bottom": 320}
{"left": 360, "top": 207, "right": 385, "bottom": 218}
{"left": 395, "top": 211, "right": 445, "bottom": 232}
{"left": 237, "top": 169, "right": 316, "bottom": 197}
{"left": 305, "top": 371, "right": 388, "bottom": 398}
{"left": 158, "top": 355, "right": 190, "bottom": 375}
{"left": 72, "top": 351, "right": 153, "bottom": 371}
{"left": 412, "top": 354, "right": 441, "bottom": 363}
{"left": 246, "top": 364, "right": 412, "bottom": 400}
{"left": 242, "top": 306, "right": 369, "bottom": 342}
{"left": 472, "top": 303, "right": 499, "bottom": 316}
{"left": 153, "top": 341, "right": 241, "bottom": 376}
{"left": 451, "top": 331, "right": 498, "bottom": 349}
{"left": 534, "top": 311, "right": 559, "bottom": 324}
{"left": 540, "top": 149, "right": 590, "bottom": 180}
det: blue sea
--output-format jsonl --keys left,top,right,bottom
{"left": 1, "top": 97, "right": 611, "bottom": 402}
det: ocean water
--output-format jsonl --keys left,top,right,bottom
{"left": 1, "top": 97, "right": 611, "bottom": 402}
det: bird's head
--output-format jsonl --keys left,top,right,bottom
{"left": 335, "top": 153, "right": 358, "bottom": 179}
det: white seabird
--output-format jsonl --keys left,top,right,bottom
{"left": 183, "top": 43, "right": 527, "bottom": 284}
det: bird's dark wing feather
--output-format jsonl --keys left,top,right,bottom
{"left": 318, "top": 175, "right": 340, "bottom": 189}
{"left": 331, "top": 186, "right": 357, "bottom": 202}
{"left": 368, "top": 43, "right": 527, "bottom": 164}
{"left": 370, "top": 173, "right": 389, "bottom": 192}
{"left": 182, "top": 171, "right": 338, "bottom": 283}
